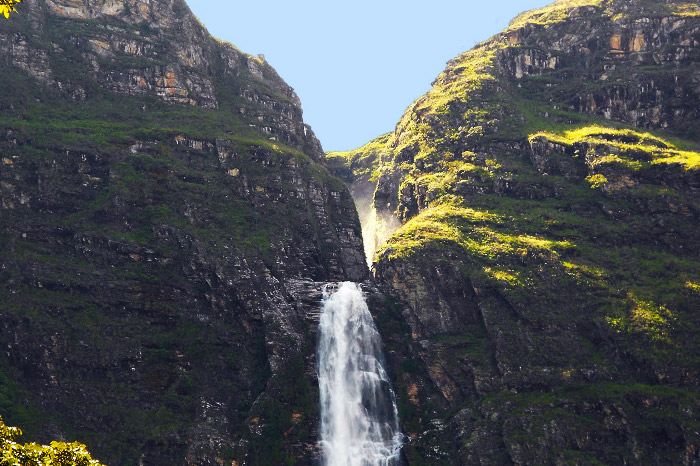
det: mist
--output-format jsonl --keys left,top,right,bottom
{"left": 350, "top": 182, "right": 401, "bottom": 267}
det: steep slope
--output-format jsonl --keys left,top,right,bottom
{"left": 0, "top": 1, "right": 366, "bottom": 464}
{"left": 330, "top": 0, "right": 700, "bottom": 464}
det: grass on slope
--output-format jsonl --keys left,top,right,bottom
{"left": 508, "top": 0, "right": 700, "bottom": 32}
{"left": 326, "top": 133, "right": 394, "bottom": 182}
{"left": 531, "top": 125, "right": 700, "bottom": 171}
{"left": 507, "top": 0, "right": 604, "bottom": 31}
{"left": 378, "top": 179, "right": 699, "bottom": 365}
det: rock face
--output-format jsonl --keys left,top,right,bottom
{"left": 0, "top": 0, "right": 366, "bottom": 464}
{"left": 330, "top": 0, "right": 700, "bottom": 464}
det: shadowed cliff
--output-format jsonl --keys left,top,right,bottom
{"left": 0, "top": 0, "right": 367, "bottom": 464}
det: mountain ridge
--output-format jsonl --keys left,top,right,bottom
{"left": 330, "top": 0, "right": 700, "bottom": 463}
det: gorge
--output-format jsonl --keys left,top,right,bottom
{"left": 0, "top": 0, "right": 699, "bottom": 465}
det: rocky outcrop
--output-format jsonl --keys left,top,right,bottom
{"left": 0, "top": 0, "right": 320, "bottom": 158}
{"left": 499, "top": 5, "right": 700, "bottom": 133}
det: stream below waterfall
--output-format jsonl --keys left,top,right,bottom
{"left": 317, "top": 282, "right": 403, "bottom": 466}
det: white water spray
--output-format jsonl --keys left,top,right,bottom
{"left": 317, "top": 282, "right": 403, "bottom": 466}
{"left": 360, "top": 206, "right": 401, "bottom": 267}
{"left": 350, "top": 182, "right": 401, "bottom": 266}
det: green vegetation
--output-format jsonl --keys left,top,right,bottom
{"left": 0, "top": 360, "right": 44, "bottom": 438}
{"left": 327, "top": 0, "right": 700, "bottom": 463}
{"left": 0, "top": 8, "right": 356, "bottom": 464}
{"left": 327, "top": 133, "right": 394, "bottom": 182}
{"left": 671, "top": 2, "right": 700, "bottom": 17}
{"left": 507, "top": 0, "right": 603, "bottom": 31}
{"left": 329, "top": 8, "right": 700, "bottom": 452}
{"left": 585, "top": 173, "right": 608, "bottom": 188}
{"left": 0, "top": 415, "right": 104, "bottom": 466}
{"left": 0, "top": 82, "right": 335, "bottom": 266}
{"left": 0, "top": 0, "right": 22, "bottom": 19}
{"left": 531, "top": 125, "right": 700, "bottom": 171}
{"left": 378, "top": 176, "right": 699, "bottom": 361}
{"left": 0, "top": 94, "right": 302, "bottom": 158}
{"left": 331, "top": 0, "right": 700, "bottom": 373}
{"left": 0, "top": 83, "right": 340, "bottom": 460}
{"left": 507, "top": 0, "right": 700, "bottom": 30}
{"left": 491, "top": 381, "right": 700, "bottom": 461}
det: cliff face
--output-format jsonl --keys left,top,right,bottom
{"left": 0, "top": 0, "right": 366, "bottom": 464}
{"left": 330, "top": 0, "right": 700, "bottom": 464}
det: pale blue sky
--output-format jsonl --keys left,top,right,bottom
{"left": 185, "top": 1, "right": 553, "bottom": 151}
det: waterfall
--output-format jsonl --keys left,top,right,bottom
{"left": 358, "top": 204, "right": 401, "bottom": 267}
{"left": 349, "top": 181, "right": 400, "bottom": 266}
{"left": 317, "top": 282, "right": 403, "bottom": 466}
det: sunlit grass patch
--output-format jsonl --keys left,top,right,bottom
{"left": 670, "top": 2, "right": 700, "bottom": 17}
{"left": 606, "top": 293, "right": 676, "bottom": 344}
{"left": 507, "top": 0, "right": 604, "bottom": 31}
{"left": 378, "top": 195, "right": 576, "bottom": 263}
{"left": 326, "top": 133, "right": 394, "bottom": 181}
{"left": 585, "top": 173, "right": 608, "bottom": 189}
{"left": 483, "top": 266, "right": 527, "bottom": 288}
{"left": 590, "top": 154, "right": 643, "bottom": 170}
{"left": 685, "top": 281, "right": 700, "bottom": 293}
{"left": 561, "top": 261, "right": 607, "bottom": 279}
{"left": 531, "top": 125, "right": 700, "bottom": 171}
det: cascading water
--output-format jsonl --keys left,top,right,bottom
{"left": 317, "top": 282, "right": 403, "bottom": 466}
